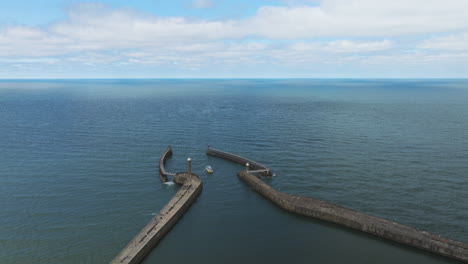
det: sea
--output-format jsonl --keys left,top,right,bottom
{"left": 0, "top": 79, "right": 467, "bottom": 264}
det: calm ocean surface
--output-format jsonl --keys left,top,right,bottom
{"left": 1, "top": 79, "right": 467, "bottom": 264}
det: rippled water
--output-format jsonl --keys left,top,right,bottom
{"left": 0, "top": 79, "right": 467, "bottom": 263}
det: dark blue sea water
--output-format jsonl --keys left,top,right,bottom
{"left": 1, "top": 79, "right": 467, "bottom": 264}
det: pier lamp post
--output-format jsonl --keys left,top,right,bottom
{"left": 187, "top": 157, "right": 192, "bottom": 177}
{"left": 246, "top": 163, "right": 249, "bottom": 172}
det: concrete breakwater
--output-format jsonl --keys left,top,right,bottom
{"left": 207, "top": 147, "right": 272, "bottom": 176}
{"left": 237, "top": 170, "right": 468, "bottom": 262}
{"left": 158, "top": 146, "right": 173, "bottom": 183}
{"left": 112, "top": 173, "right": 202, "bottom": 264}
{"left": 206, "top": 147, "right": 468, "bottom": 262}
{"left": 111, "top": 148, "right": 202, "bottom": 264}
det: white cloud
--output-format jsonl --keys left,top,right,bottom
{"left": 48, "top": 4, "right": 242, "bottom": 45}
{"left": 1, "top": 0, "right": 467, "bottom": 57}
{"left": 324, "top": 40, "right": 393, "bottom": 53}
{"left": 357, "top": 52, "right": 468, "bottom": 70}
{"left": 289, "top": 42, "right": 322, "bottom": 51}
{"left": 289, "top": 40, "right": 393, "bottom": 53}
{"left": 0, "top": 57, "right": 59, "bottom": 64}
{"left": 0, "top": 25, "right": 72, "bottom": 57}
{"left": 419, "top": 32, "right": 468, "bottom": 51}
{"left": 191, "top": 0, "right": 214, "bottom": 9}
{"left": 249, "top": 0, "right": 468, "bottom": 38}
{"left": 1, "top": 1, "right": 468, "bottom": 77}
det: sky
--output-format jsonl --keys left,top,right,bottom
{"left": 0, "top": 0, "right": 467, "bottom": 78}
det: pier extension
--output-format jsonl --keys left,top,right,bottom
{"left": 158, "top": 146, "right": 174, "bottom": 183}
{"left": 111, "top": 151, "right": 202, "bottom": 264}
{"left": 209, "top": 148, "right": 468, "bottom": 262}
{"left": 207, "top": 147, "right": 272, "bottom": 176}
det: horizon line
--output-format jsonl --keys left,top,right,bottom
{"left": 1, "top": 77, "right": 468, "bottom": 81}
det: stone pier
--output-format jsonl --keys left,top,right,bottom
{"left": 206, "top": 147, "right": 468, "bottom": 262}
{"left": 158, "top": 146, "right": 173, "bottom": 183}
{"left": 111, "top": 172, "right": 202, "bottom": 264}
{"left": 207, "top": 147, "right": 272, "bottom": 176}
{"left": 111, "top": 148, "right": 202, "bottom": 264}
{"left": 237, "top": 170, "right": 468, "bottom": 262}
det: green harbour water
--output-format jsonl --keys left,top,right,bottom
{"left": 0, "top": 79, "right": 467, "bottom": 263}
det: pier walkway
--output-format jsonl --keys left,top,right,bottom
{"left": 206, "top": 147, "right": 272, "bottom": 176}
{"left": 237, "top": 170, "right": 468, "bottom": 262}
{"left": 111, "top": 148, "right": 202, "bottom": 264}
{"left": 208, "top": 148, "right": 468, "bottom": 262}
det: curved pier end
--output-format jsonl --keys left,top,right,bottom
{"left": 206, "top": 147, "right": 272, "bottom": 176}
{"left": 159, "top": 146, "right": 173, "bottom": 183}
{"left": 111, "top": 173, "right": 202, "bottom": 264}
{"left": 238, "top": 170, "right": 468, "bottom": 262}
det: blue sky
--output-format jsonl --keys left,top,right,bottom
{"left": 0, "top": 0, "right": 467, "bottom": 78}
{"left": 0, "top": 0, "right": 286, "bottom": 25}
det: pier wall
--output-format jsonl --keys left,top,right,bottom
{"left": 237, "top": 170, "right": 468, "bottom": 262}
{"left": 207, "top": 147, "right": 272, "bottom": 176}
{"left": 158, "top": 146, "right": 173, "bottom": 183}
{"left": 111, "top": 173, "right": 202, "bottom": 264}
